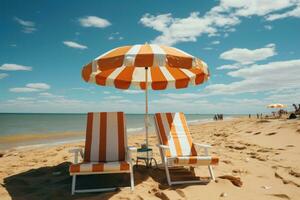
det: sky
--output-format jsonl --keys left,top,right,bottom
{"left": 0, "top": 0, "right": 300, "bottom": 114}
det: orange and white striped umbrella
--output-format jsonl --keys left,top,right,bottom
{"left": 82, "top": 44, "right": 209, "bottom": 90}
{"left": 81, "top": 44, "right": 210, "bottom": 161}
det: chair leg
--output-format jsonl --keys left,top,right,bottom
{"left": 130, "top": 165, "right": 134, "bottom": 191}
{"left": 208, "top": 165, "right": 215, "bottom": 181}
{"left": 164, "top": 161, "right": 172, "bottom": 186}
{"left": 71, "top": 175, "right": 76, "bottom": 195}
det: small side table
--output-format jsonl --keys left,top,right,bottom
{"left": 136, "top": 147, "right": 157, "bottom": 168}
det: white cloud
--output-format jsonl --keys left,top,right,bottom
{"left": 220, "top": 43, "right": 277, "bottom": 64}
{"left": 123, "top": 90, "right": 144, "bottom": 94}
{"left": 39, "top": 92, "right": 54, "bottom": 97}
{"left": 218, "top": 0, "right": 296, "bottom": 17}
{"left": 265, "top": 88, "right": 300, "bottom": 104}
{"left": 14, "top": 17, "right": 36, "bottom": 33}
{"left": 160, "top": 93, "right": 201, "bottom": 99}
{"left": 204, "top": 59, "right": 300, "bottom": 95}
{"left": 266, "top": 3, "right": 300, "bottom": 21}
{"left": 108, "top": 36, "right": 124, "bottom": 41}
{"left": 140, "top": 0, "right": 300, "bottom": 45}
{"left": 1, "top": 92, "right": 84, "bottom": 112}
{"left": 104, "top": 95, "right": 123, "bottom": 100}
{"left": 140, "top": 12, "right": 239, "bottom": 45}
{"left": 26, "top": 83, "right": 50, "bottom": 90}
{"left": 217, "top": 64, "right": 241, "bottom": 70}
{"left": 264, "top": 25, "right": 273, "bottom": 30}
{"left": 0, "top": 73, "right": 8, "bottom": 79}
{"left": 16, "top": 97, "right": 35, "bottom": 101}
{"left": 0, "top": 63, "right": 32, "bottom": 71}
{"left": 10, "top": 83, "right": 50, "bottom": 93}
{"left": 203, "top": 47, "right": 213, "bottom": 50}
{"left": 63, "top": 41, "right": 87, "bottom": 49}
{"left": 211, "top": 40, "right": 220, "bottom": 45}
{"left": 10, "top": 88, "right": 40, "bottom": 93}
{"left": 79, "top": 16, "right": 111, "bottom": 28}
{"left": 108, "top": 32, "right": 124, "bottom": 41}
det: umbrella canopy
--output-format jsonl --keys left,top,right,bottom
{"left": 82, "top": 44, "right": 209, "bottom": 90}
{"left": 267, "top": 103, "right": 287, "bottom": 108}
{"left": 81, "top": 44, "right": 210, "bottom": 162}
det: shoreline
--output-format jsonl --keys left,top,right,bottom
{"left": 0, "top": 116, "right": 225, "bottom": 152}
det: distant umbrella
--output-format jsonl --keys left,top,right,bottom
{"left": 267, "top": 103, "right": 287, "bottom": 108}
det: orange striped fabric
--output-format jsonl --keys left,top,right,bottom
{"left": 81, "top": 44, "right": 209, "bottom": 90}
{"left": 69, "top": 161, "right": 130, "bottom": 174}
{"left": 83, "top": 112, "right": 127, "bottom": 162}
{"left": 154, "top": 112, "right": 219, "bottom": 165}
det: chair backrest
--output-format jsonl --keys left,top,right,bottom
{"left": 154, "top": 112, "right": 197, "bottom": 157}
{"left": 84, "top": 112, "right": 127, "bottom": 162}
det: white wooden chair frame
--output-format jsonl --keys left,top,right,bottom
{"left": 69, "top": 146, "right": 137, "bottom": 195}
{"left": 154, "top": 119, "right": 216, "bottom": 186}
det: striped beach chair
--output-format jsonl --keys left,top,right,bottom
{"left": 69, "top": 112, "right": 136, "bottom": 194}
{"left": 154, "top": 112, "right": 219, "bottom": 185}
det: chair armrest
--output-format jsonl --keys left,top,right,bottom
{"left": 193, "top": 143, "right": 211, "bottom": 156}
{"left": 193, "top": 143, "right": 211, "bottom": 148}
{"left": 127, "top": 146, "right": 137, "bottom": 152}
{"left": 156, "top": 144, "right": 170, "bottom": 155}
{"left": 156, "top": 144, "right": 170, "bottom": 149}
{"left": 69, "top": 148, "right": 84, "bottom": 164}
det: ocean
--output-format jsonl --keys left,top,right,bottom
{"left": 0, "top": 113, "right": 243, "bottom": 150}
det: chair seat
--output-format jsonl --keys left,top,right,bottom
{"left": 169, "top": 156, "right": 219, "bottom": 165}
{"left": 70, "top": 161, "right": 130, "bottom": 174}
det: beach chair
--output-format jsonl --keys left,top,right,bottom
{"left": 154, "top": 112, "right": 219, "bottom": 185}
{"left": 69, "top": 112, "right": 136, "bottom": 194}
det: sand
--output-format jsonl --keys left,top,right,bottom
{"left": 0, "top": 117, "right": 300, "bottom": 200}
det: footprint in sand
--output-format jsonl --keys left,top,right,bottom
{"left": 289, "top": 170, "right": 300, "bottom": 178}
{"left": 175, "top": 189, "right": 186, "bottom": 198}
{"left": 218, "top": 175, "right": 243, "bottom": 187}
{"left": 226, "top": 145, "right": 247, "bottom": 150}
{"left": 286, "top": 145, "right": 295, "bottom": 148}
{"left": 154, "top": 190, "right": 170, "bottom": 200}
{"left": 275, "top": 172, "right": 300, "bottom": 187}
{"left": 222, "top": 160, "right": 232, "bottom": 165}
{"left": 270, "top": 194, "right": 290, "bottom": 200}
{"left": 266, "top": 132, "right": 277, "bottom": 136}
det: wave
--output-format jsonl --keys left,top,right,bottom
{"left": 13, "top": 138, "right": 85, "bottom": 151}
{"left": 127, "top": 127, "right": 144, "bottom": 133}
{"left": 187, "top": 118, "right": 213, "bottom": 124}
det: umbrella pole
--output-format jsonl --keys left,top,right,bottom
{"left": 145, "top": 67, "right": 149, "bottom": 164}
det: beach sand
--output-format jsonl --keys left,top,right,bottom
{"left": 0, "top": 117, "right": 300, "bottom": 200}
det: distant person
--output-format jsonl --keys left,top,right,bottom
{"left": 249, "top": 114, "right": 251, "bottom": 118}
{"left": 213, "top": 115, "right": 217, "bottom": 121}
{"left": 260, "top": 113, "right": 263, "bottom": 119}
{"left": 257, "top": 114, "right": 259, "bottom": 119}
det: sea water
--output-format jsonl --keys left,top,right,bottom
{"left": 0, "top": 113, "right": 243, "bottom": 150}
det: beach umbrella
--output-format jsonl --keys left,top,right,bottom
{"left": 267, "top": 103, "right": 287, "bottom": 108}
{"left": 81, "top": 44, "right": 210, "bottom": 159}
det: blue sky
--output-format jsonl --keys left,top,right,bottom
{"left": 1, "top": 0, "right": 300, "bottom": 114}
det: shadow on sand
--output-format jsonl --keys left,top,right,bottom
{"left": 3, "top": 162, "right": 209, "bottom": 200}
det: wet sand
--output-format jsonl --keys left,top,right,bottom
{"left": 0, "top": 117, "right": 300, "bottom": 200}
